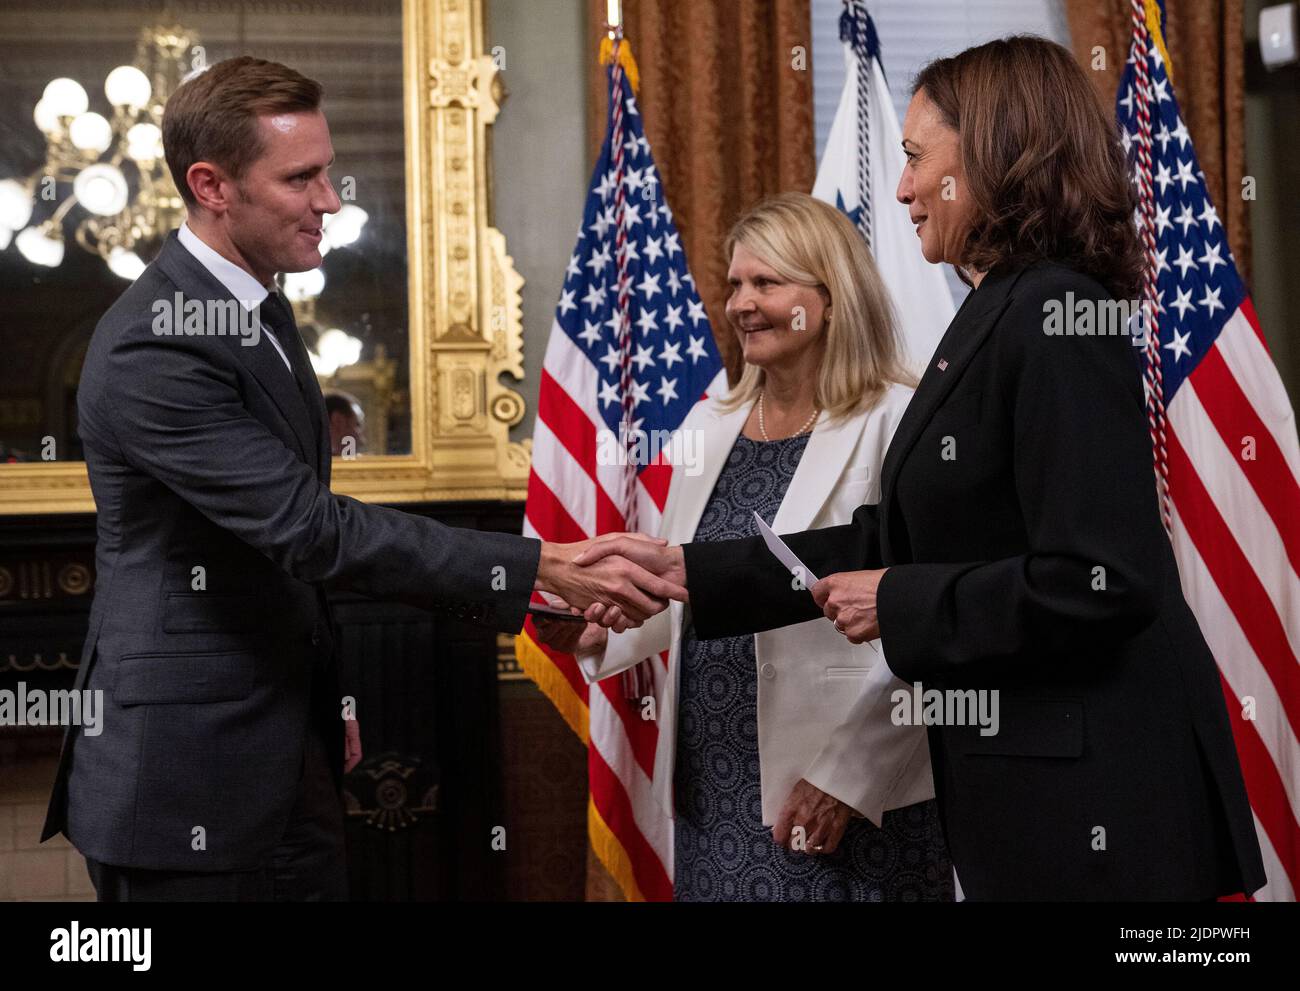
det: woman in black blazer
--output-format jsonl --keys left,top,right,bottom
{"left": 578, "top": 36, "right": 1266, "bottom": 900}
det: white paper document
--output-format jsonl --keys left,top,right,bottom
{"left": 752, "top": 511, "right": 819, "bottom": 586}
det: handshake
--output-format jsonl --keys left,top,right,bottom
{"left": 533, "top": 533, "right": 687, "bottom": 637}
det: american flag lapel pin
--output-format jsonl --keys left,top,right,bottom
{"left": 937, "top": 358, "right": 949, "bottom": 371}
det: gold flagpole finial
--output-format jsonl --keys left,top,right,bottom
{"left": 599, "top": 0, "right": 639, "bottom": 92}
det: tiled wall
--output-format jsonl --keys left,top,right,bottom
{"left": 0, "top": 731, "right": 93, "bottom": 902}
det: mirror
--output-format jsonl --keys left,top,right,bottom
{"left": 0, "top": 0, "right": 528, "bottom": 512}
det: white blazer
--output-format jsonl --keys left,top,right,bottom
{"left": 578, "top": 382, "right": 935, "bottom": 827}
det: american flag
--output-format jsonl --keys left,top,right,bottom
{"left": 1121, "top": 0, "right": 1299, "bottom": 901}
{"left": 514, "top": 36, "right": 725, "bottom": 901}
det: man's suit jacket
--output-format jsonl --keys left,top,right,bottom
{"left": 580, "top": 385, "right": 936, "bottom": 827}
{"left": 682, "top": 260, "right": 1267, "bottom": 901}
{"left": 42, "top": 231, "right": 539, "bottom": 871}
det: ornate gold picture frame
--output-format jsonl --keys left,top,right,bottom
{"left": 0, "top": 0, "right": 527, "bottom": 514}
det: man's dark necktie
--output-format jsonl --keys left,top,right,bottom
{"left": 258, "top": 289, "right": 325, "bottom": 472}
{"left": 258, "top": 290, "right": 317, "bottom": 401}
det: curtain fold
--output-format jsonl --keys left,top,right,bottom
{"left": 1064, "top": 0, "right": 1251, "bottom": 286}
{"left": 585, "top": 0, "right": 816, "bottom": 376}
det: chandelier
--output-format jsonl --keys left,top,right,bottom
{"left": 0, "top": 16, "right": 370, "bottom": 374}
{"left": 0, "top": 19, "right": 197, "bottom": 279}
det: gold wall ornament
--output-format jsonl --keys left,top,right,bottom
{"left": 0, "top": 0, "right": 530, "bottom": 513}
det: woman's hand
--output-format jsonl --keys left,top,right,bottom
{"left": 532, "top": 617, "right": 609, "bottom": 655}
{"left": 811, "top": 569, "right": 888, "bottom": 644}
{"left": 772, "top": 778, "right": 855, "bottom": 855}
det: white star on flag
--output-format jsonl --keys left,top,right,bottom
{"left": 579, "top": 320, "right": 602, "bottom": 347}
{"left": 1198, "top": 241, "right": 1225, "bottom": 275}
{"left": 632, "top": 342, "right": 655, "bottom": 371}
{"left": 1163, "top": 328, "right": 1192, "bottom": 361}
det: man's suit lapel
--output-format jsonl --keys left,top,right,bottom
{"left": 879, "top": 266, "right": 1026, "bottom": 499}
{"left": 153, "top": 233, "right": 322, "bottom": 475}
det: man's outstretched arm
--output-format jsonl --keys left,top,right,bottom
{"left": 100, "top": 325, "right": 679, "bottom": 633}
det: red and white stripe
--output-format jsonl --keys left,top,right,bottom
{"left": 1165, "top": 302, "right": 1300, "bottom": 901}
{"left": 524, "top": 322, "right": 725, "bottom": 899}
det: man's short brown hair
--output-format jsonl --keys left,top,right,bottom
{"left": 163, "top": 56, "right": 323, "bottom": 207}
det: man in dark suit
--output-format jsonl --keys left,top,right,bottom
{"left": 41, "top": 55, "right": 681, "bottom": 901}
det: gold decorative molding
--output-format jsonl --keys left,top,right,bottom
{"left": 0, "top": 0, "right": 529, "bottom": 514}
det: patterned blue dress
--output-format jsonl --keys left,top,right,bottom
{"left": 673, "top": 431, "right": 954, "bottom": 901}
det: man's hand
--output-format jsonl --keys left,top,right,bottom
{"left": 811, "top": 569, "right": 887, "bottom": 644}
{"left": 343, "top": 718, "right": 363, "bottom": 774}
{"left": 772, "top": 778, "right": 854, "bottom": 855}
{"left": 570, "top": 536, "right": 687, "bottom": 631}
{"left": 534, "top": 533, "right": 686, "bottom": 629}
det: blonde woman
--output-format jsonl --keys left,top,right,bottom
{"left": 536, "top": 193, "right": 953, "bottom": 901}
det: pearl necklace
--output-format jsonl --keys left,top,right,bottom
{"left": 758, "top": 391, "right": 819, "bottom": 441}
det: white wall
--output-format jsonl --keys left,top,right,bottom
{"left": 489, "top": 0, "right": 589, "bottom": 442}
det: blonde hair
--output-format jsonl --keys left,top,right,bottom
{"left": 718, "top": 192, "right": 915, "bottom": 419}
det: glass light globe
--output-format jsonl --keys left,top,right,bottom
{"left": 42, "top": 78, "right": 89, "bottom": 117}
{"left": 309, "top": 349, "right": 339, "bottom": 377}
{"left": 73, "top": 163, "right": 129, "bottom": 216}
{"left": 282, "top": 268, "right": 325, "bottom": 301}
{"left": 33, "top": 98, "right": 61, "bottom": 134}
{"left": 321, "top": 205, "right": 368, "bottom": 247}
{"left": 0, "top": 227, "right": 11, "bottom": 251}
{"left": 126, "top": 122, "right": 163, "bottom": 162}
{"left": 70, "top": 112, "right": 113, "bottom": 153}
{"left": 0, "top": 179, "right": 34, "bottom": 230}
{"left": 104, "top": 65, "right": 151, "bottom": 108}
{"left": 317, "top": 328, "right": 362, "bottom": 368}
{"left": 106, "top": 247, "right": 146, "bottom": 280}
{"left": 16, "top": 226, "right": 64, "bottom": 267}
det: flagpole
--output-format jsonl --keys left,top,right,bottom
{"left": 603, "top": 0, "right": 649, "bottom": 700}
{"left": 1130, "top": 0, "right": 1173, "bottom": 537}
{"left": 605, "top": 0, "right": 636, "bottom": 539}
{"left": 842, "top": 0, "right": 874, "bottom": 252}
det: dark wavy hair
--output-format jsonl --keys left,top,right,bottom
{"left": 913, "top": 35, "right": 1143, "bottom": 300}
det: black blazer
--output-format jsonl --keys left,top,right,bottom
{"left": 42, "top": 231, "right": 540, "bottom": 871}
{"left": 682, "top": 260, "right": 1266, "bottom": 900}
